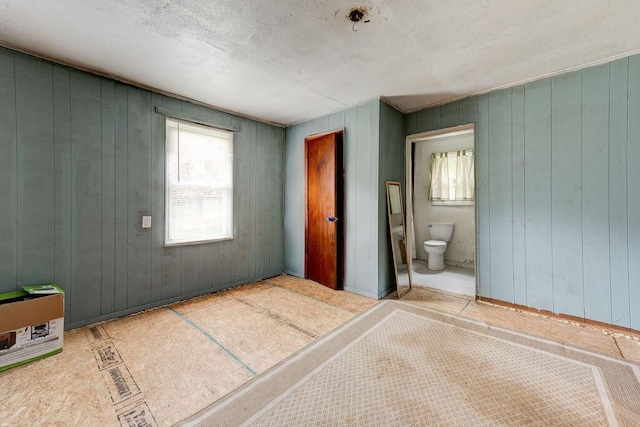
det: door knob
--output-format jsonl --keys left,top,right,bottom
{"left": 327, "top": 216, "right": 338, "bottom": 222}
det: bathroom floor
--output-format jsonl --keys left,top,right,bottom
{"left": 1, "top": 274, "right": 639, "bottom": 426}
{"left": 411, "top": 259, "right": 475, "bottom": 296}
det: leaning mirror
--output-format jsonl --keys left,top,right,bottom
{"left": 386, "top": 181, "right": 411, "bottom": 298}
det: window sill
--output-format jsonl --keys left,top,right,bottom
{"left": 164, "top": 236, "right": 234, "bottom": 247}
{"left": 431, "top": 201, "right": 474, "bottom": 206}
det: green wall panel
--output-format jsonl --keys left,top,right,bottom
{"left": 0, "top": 46, "right": 285, "bottom": 329}
{"left": 69, "top": 70, "right": 103, "bottom": 323}
{"left": 511, "top": 85, "right": 527, "bottom": 306}
{"left": 550, "top": 70, "right": 584, "bottom": 318}
{"left": 628, "top": 55, "right": 640, "bottom": 331}
{"left": 15, "top": 56, "right": 55, "bottom": 287}
{"left": 523, "top": 79, "right": 553, "bottom": 311}
{"left": 283, "top": 100, "right": 397, "bottom": 299}
{"left": 0, "top": 49, "right": 17, "bottom": 292}
{"left": 608, "top": 58, "right": 630, "bottom": 327}
{"left": 488, "top": 89, "right": 514, "bottom": 302}
{"left": 407, "top": 55, "right": 640, "bottom": 329}
{"left": 378, "top": 102, "right": 405, "bottom": 297}
{"left": 581, "top": 64, "right": 611, "bottom": 323}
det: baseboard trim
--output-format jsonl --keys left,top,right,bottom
{"left": 343, "top": 286, "right": 378, "bottom": 300}
{"left": 282, "top": 269, "right": 303, "bottom": 278}
{"left": 377, "top": 287, "right": 396, "bottom": 300}
{"left": 476, "top": 296, "right": 640, "bottom": 338}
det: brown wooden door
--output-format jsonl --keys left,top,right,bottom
{"left": 305, "top": 131, "right": 343, "bottom": 290}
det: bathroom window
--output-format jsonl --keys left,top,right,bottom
{"left": 429, "top": 149, "right": 474, "bottom": 205}
{"left": 165, "top": 118, "right": 233, "bottom": 246}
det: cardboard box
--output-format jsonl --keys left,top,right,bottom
{"left": 0, "top": 284, "right": 64, "bottom": 372}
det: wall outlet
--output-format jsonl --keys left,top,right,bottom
{"left": 142, "top": 216, "right": 152, "bottom": 229}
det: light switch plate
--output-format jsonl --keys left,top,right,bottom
{"left": 142, "top": 216, "right": 152, "bottom": 229}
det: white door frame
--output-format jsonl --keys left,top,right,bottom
{"left": 404, "top": 123, "right": 477, "bottom": 293}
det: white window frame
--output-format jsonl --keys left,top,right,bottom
{"left": 164, "top": 118, "right": 234, "bottom": 246}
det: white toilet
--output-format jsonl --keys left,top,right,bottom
{"left": 424, "top": 222, "right": 454, "bottom": 271}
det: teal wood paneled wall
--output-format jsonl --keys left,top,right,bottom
{"left": 0, "top": 47, "right": 285, "bottom": 329}
{"left": 283, "top": 100, "right": 404, "bottom": 299}
{"left": 284, "top": 101, "right": 385, "bottom": 299}
{"left": 378, "top": 102, "right": 405, "bottom": 297}
{"left": 406, "top": 57, "right": 640, "bottom": 330}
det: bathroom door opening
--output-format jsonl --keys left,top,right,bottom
{"left": 405, "top": 124, "right": 477, "bottom": 297}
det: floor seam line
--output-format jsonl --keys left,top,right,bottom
{"left": 236, "top": 297, "right": 321, "bottom": 340}
{"left": 168, "top": 307, "right": 258, "bottom": 377}
{"left": 458, "top": 300, "right": 472, "bottom": 315}
{"left": 170, "top": 285, "right": 274, "bottom": 316}
{"left": 412, "top": 285, "right": 475, "bottom": 302}
{"left": 612, "top": 336, "right": 625, "bottom": 359}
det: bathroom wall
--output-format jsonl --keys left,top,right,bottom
{"left": 0, "top": 47, "right": 285, "bottom": 329}
{"left": 406, "top": 55, "right": 640, "bottom": 330}
{"left": 413, "top": 133, "right": 475, "bottom": 268}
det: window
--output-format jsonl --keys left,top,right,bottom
{"left": 429, "top": 149, "right": 474, "bottom": 205}
{"left": 165, "top": 118, "right": 233, "bottom": 246}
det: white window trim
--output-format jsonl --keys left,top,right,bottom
{"left": 164, "top": 118, "right": 234, "bottom": 247}
{"left": 431, "top": 200, "right": 475, "bottom": 206}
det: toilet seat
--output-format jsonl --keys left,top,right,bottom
{"left": 425, "top": 240, "right": 447, "bottom": 247}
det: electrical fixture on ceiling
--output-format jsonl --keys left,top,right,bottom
{"left": 347, "top": 7, "right": 370, "bottom": 31}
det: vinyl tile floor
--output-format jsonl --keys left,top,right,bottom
{"left": 410, "top": 259, "right": 476, "bottom": 296}
{"left": 1, "top": 274, "right": 639, "bottom": 426}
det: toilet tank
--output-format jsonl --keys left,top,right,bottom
{"left": 428, "top": 222, "right": 454, "bottom": 242}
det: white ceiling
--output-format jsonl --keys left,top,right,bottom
{"left": 2, "top": 1, "right": 640, "bottom": 126}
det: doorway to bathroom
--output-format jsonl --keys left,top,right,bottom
{"left": 405, "top": 124, "right": 476, "bottom": 296}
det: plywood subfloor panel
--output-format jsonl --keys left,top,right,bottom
{"left": 240, "top": 286, "right": 354, "bottom": 336}
{"left": 615, "top": 337, "right": 640, "bottom": 364}
{"left": 462, "top": 302, "right": 623, "bottom": 359}
{"left": 400, "top": 286, "right": 472, "bottom": 315}
{"left": 102, "top": 307, "right": 255, "bottom": 425}
{"left": 391, "top": 285, "right": 640, "bottom": 364}
{"left": 170, "top": 281, "right": 273, "bottom": 315}
{"left": 0, "top": 329, "right": 116, "bottom": 425}
{"left": 263, "top": 275, "right": 376, "bottom": 313}
{"left": 186, "top": 299, "right": 315, "bottom": 374}
{"left": 0, "top": 276, "right": 372, "bottom": 426}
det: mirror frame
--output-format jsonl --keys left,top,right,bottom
{"left": 386, "top": 181, "right": 412, "bottom": 298}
